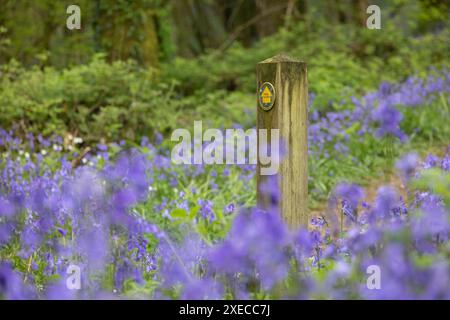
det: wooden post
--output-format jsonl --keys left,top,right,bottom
{"left": 256, "top": 54, "right": 308, "bottom": 228}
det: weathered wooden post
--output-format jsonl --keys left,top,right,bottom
{"left": 256, "top": 54, "right": 308, "bottom": 228}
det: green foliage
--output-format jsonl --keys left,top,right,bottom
{"left": 1, "top": 20, "right": 449, "bottom": 145}
{"left": 0, "top": 55, "right": 258, "bottom": 144}
{"left": 413, "top": 168, "right": 450, "bottom": 206}
{"left": 0, "top": 55, "right": 176, "bottom": 142}
{"left": 161, "top": 23, "right": 450, "bottom": 111}
{"left": 401, "top": 94, "right": 450, "bottom": 144}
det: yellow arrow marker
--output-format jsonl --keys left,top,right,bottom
{"left": 261, "top": 86, "right": 272, "bottom": 103}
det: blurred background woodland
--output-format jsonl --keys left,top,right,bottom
{"left": 1, "top": 0, "right": 449, "bottom": 66}
{"left": 0, "top": 0, "right": 449, "bottom": 143}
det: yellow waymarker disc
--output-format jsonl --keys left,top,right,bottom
{"left": 259, "top": 82, "right": 275, "bottom": 111}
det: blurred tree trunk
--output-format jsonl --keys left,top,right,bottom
{"left": 138, "top": 9, "right": 160, "bottom": 66}
{"left": 326, "top": 0, "right": 338, "bottom": 25}
{"left": 254, "top": 0, "right": 289, "bottom": 37}
{"left": 171, "top": 0, "right": 291, "bottom": 56}
{"left": 353, "top": 0, "right": 369, "bottom": 27}
{"left": 95, "top": 0, "right": 160, "bottom": 66}
{"left": 298, "top": 0, "right": 308, "bottom": 18}
{"left": 323, "top": 0, "right": 369, "bottom": 27}
{"left": 219, "top": 0, "right": 258, "bottom": 47}
{"left": 171, "top": 0, "right": 227, "bottom": 57}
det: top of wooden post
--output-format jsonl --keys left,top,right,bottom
{"left": 258, "top": 54, "right": 304, "bottom": 64}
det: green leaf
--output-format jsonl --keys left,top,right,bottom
{"left": 169, "top": 208, "right": 188, "bottom": 219}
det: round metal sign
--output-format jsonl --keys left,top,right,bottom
{"left": 259, "top": 82, "right": 276, "bottom": 111}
